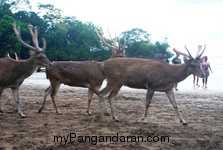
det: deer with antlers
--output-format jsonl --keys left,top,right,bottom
{"left": 0, "top": 22, "right": 52, "bottom": 118}
{"left": 38, "top": 26, "right": 126, "bottom": 115}
{"left": 97, "top": 45, "right": 206, "bottom": 125}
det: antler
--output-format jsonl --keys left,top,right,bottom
{"left": 7, "top": 53, "right": 11, "bottom": 58}
{"left": 13, "top": 22, "right": 46, "bottom": 51}
{"left": 107, "top": 28, "right": 119, "bottom": 48}
{"left": 121, "top": 38, "right": 126, "bottom": 50}
{"left": 172, "top": 48, "right": 190, "bottom": 58}
{"left": 196, "top": 45, "right": 202, "bottom": 57}
{"left": 197, "top": 44, "right": 206, "bottom": 58}
{"left": 14, "top": 52, "right": 19, "bottom": 61}
{"left": 173, "top": 44, "right": 206, "bottom": 59}
{"left": 13, "top": 22, "right": 35, "bottom": 50}
{"left": 28, "top": 24, "right": 39, "bottom": 48}
{"left": 106, "top": 28, "right": 126, "bottom": 51}
{"left": 94, "top": 26, "right": 118, "bottom": 50}
{"left": 184, "top": 45, "right": 193, "bottom": 58}
{"left": 95, "top": 26, "right": 126, "bottom": 57}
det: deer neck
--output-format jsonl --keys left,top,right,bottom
{"left": 172, "top": 64, "right": 192, "bottom": 83}
{"left": 18, "top": 57, "right": 38, "bottom": 77}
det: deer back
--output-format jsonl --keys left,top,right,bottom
{"left": 46, "top": 61, "right": 104, "bottom": 88}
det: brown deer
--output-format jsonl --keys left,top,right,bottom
{"left": 38, "top": 26, "right": 126, "bottom": 115}
{"left": 97, "top": 45, "right": 206, "bottom": 125}
{"left": 0, "top": 22, "right": 52, "bottom": 118}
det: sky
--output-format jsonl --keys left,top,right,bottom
{"left": 29, "top": 0, "right": 223, "bottom": 60}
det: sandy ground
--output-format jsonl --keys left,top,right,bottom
{"left": 0, "top": 69, "right": 223, "bottom": 150}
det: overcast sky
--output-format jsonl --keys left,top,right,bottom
{"left": 30, "top": 0, "right": 223, "bottom": 59}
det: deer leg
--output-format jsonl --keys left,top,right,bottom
{"left": 142, "top": 89, "right": 154, "bottom": 124}
{"left": 107, "top": 85, "right": 122, "bottom": 121}
{"left": 89, "top": 86, "right": 110, "bottom": 116}
{"left": 50, "top": 83, "right": 61, "bottom": 114}
{"left": 165, "top": 89, "right": 187, "bottom": 125}
{"left": 193, "top": 75, "right": 195, "bottom": 88}
{"left": 86, "top": 89, "right": 93, "bottom": 115}
{"left": 0, "top": 89, "right": 3, "bottom": 113}
{"left": 98, "top": 83, "right": 117, "bottom": 118}
{"left": 11, "top": 87, "right": 26, "bottom": 118}
{"left": 38, "top": 85, "right": 51, "bottom": 113}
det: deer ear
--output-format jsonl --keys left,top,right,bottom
{"left": 183, "top": 56, "right": 189, "bottom": 63}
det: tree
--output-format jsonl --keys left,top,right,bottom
{"left": 0, "top": 0, "right": 172, "bottom": 61}
{"left": 0, "top": 0, "right": 31, "bottom": 12}
{"left": 155, "top": 39, "right": 172, "bottom": 59}
{"left": 37, "top": 4, "right": 63, "bottom": 25}
{"left": 120, "top": 28, "right": 157, "bottom": 58}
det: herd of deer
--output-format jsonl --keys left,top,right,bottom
{"left": 0, "top": 22, "right": 206, "bottom": 125}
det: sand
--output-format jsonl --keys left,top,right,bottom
{"left": 0, "top": 69, "right": 223, "bottom": 150}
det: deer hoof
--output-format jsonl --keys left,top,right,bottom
{"left": 57, "top": 112, "right": 62, "bottom": 115}
{"left": 180, "top": 120, "right": 188, "bottom": 125}
{"left": 20, "top": 114, "right": 27, "bottom": 118}
{"left": 142, "top": 120, "right": 148, "bottom": 124}
{"left": 86, "top": 110, "right": 92, "bottom": 115}
{"left": 114, "top": 118, "right": 119, "bottom": 122}
{"left": 113, "top": 116, "right": 119, "bottom": 122}
{"left": 182, "top": 122, "right": 188, "bottom": 126}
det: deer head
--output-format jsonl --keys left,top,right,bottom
{"left": 173, "top": 44, "right": 206, "bottom": 78}
{"left": 94, "top": 26, "right": 126, "bottom": 58}
{"left": 13, "top": 22, "right": 52, "bottom": 67}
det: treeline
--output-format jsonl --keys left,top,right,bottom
{"left": 0, "top": 0, "right": 172, "bottom": 61}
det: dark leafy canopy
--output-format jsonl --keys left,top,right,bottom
{"left": 120, "top": 28, "right": 155, "bottom": 58}
{"left": 0, "top": 0, "right": 172, "bottom": 61}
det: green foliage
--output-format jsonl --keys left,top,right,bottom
{"left": 0, "top": 0, "right": 172, "bottom": 61}
{"left": 0, "top": 13, "right": 17, "bottom": 57}
{"left": 120, "top": 28, "right": 156, "bottom": 58}
{"left": 155, "top": 40, "right": 172, "bottom": 59}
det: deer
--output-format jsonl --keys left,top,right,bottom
{"left": 0, "top": 22, "right": 52, "bottom": 118}
{"left": 97, "top": 45, "right": 206, "bottom": 125}
{"left": 38, "top": 26, "right": 126, "bottom": 115}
